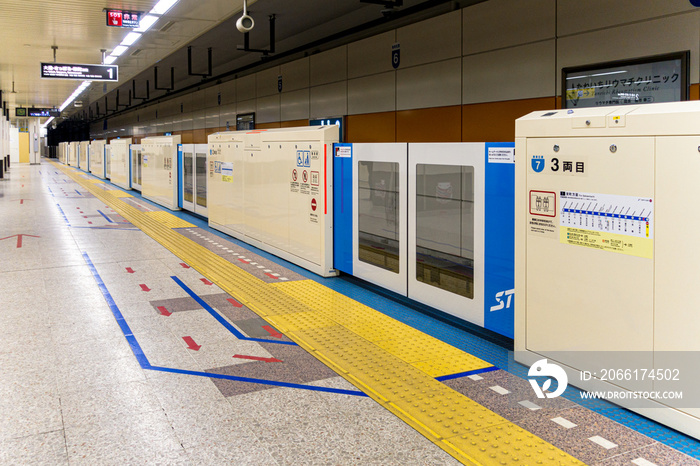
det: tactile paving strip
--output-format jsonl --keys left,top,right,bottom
{"left": 54, "top": 161, "right": 584, "bottom": 465}
{"left": 272, "top": 280, "right": 491, "bottom": 377}
{"left": 144, "top": 210, "right": 196, "bottom": 229}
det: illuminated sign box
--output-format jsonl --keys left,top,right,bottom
{"left": 28, "top": 108, "right": 61, "bottom": 118}
{"left": 562, "top": 51, "right": 689, "bottom": 109}
{"left": 41, "top": 63, "right": 118, "bottom": 82}
{"left": 106, "top": 9, "right": 143, "bottom": 28}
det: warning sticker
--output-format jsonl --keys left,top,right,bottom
{"left": 559, "top": 191, "right": 653, "bottom": 259}
{"left": 221, "top": 162, "right": 233, "bottom": 183}
{"left": 488, "top": 147, "right": 515, "bottom": 164}
{"left": 529, "top": 217, "right": 557, "bottom": 237}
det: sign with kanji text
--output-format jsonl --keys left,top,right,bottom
{"left": 562, "top": 52, "right": 688, "bottom": 109}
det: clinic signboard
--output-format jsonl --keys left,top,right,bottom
{"left": 562, "top": 51, "right": 689, "bottom": 108}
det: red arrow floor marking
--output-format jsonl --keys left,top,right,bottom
{"left": 233, "top": 354, "right": 282, "bottom": 363}
{"left": 157, "top": 306, "right": 172, "bottom": 317}
{"left": 0, "top": 234, "right": 40, "bottom": 248}
{"left": 183, "top": 336, "right": 201, "bottom": 351}
{"left": 125, "top": 267, "right": 135, "bottom": 273}
{"left": 265, "top": 273, "right": 279, "bottom": 280}
{"left": 179, "top": 263, "right": 190, "bottom": 269}
{"left": 262, "top": 325, "right": 283, "bottom": 339}
{"left": 139, "top": 284, "right": 151, "bottom": 292}
{"left": 200, "top": 278, "right": 213, "bottom": 285}
{"left": 227, "top": 298, "right": 242, "bottom": 308}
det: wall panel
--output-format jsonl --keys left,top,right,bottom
{"left": 396, "top": 106, "right": 461, "bottom": 142}
{"left": 462, "top": 96, "right": 556, "bottom": 142}
{"left": 310, "top": 82, "right": 347, "bottom": 119}
{"left": 310, "top": 47, "right": 347, "bottom": 86}
{"left": 397, "top": 58, "right": 461, "bottom": 110}
{"left": 348, "top": 71, "right": 396, "bottom": 115}
{"left": 346, "top": 112, "right": 396, "bottom": 143}
{"left": 281, "top": 89, "right": 310, "bottom": 121}
{"left": 348, "top": 31, "right": 396, "bottom": 79}
{"left": 463, "top": 40, "right": 556, "bottom": 104}
{"left": 557, "top": 0, "right": 696, "bottom": 36}
{"left": 463, "top": 0, "right": 555, "bottom": 55}
{"left": 280, "top": 57, "right": 310, "bottom": 92}
{"left": 397, "top": 10, "right": 461, "bottom": 68}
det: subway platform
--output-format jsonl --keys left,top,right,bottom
{"left": 1, "top": 159, "right": 699, "bottom": 465}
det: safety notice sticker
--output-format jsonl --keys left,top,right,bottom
{"left": 488, "top": 147, "right": 515, "bottom": 164}
{"left": 221, "top": 162, "right": 233, "bottom": 183}
{"left": 559, "top": 191, "right": 653, "bottom": 259}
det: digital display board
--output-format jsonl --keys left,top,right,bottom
{"left": 41, "top": 63, "right": 118, "bottom": 82}
{"left": 28, "top": 108, "right": 60, "bottom": 118}
{"left": 562, "top": 51, "right": 688, "bottom": 109}
{"left": 15, "top": 108, "right": 27, "bottom": 117}
{"left": 236, "top": 113, "right": 255, "bottom": 131}
{"left": 106, "top": 10, "right": 143, "bottom": 28}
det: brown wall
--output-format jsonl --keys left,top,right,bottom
{"left": 130, "top": 90, "right": 700, "bottom": 145}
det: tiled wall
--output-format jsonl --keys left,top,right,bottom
{"left": 93, "top": 0, "right": 700, "bottom": 144}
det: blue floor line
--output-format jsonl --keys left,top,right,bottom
{"left": 79, "top": 250, "right": 364, "bottom": 397}
{"left": 435, "top": 366, "right": 499, "bottom": 382}
{"left": 170, "top": 275, "right": 298, "bottom": 347}
{"left": 144, "top": 366, "right": 367, "bottom": 397}
{"left": 74, "top": 164, "right": 700, "bottom": 458}
{"left": 97, "top": 209, "right": 114, "bottom": 223}
{"left": 55, "top": 203, "right": 70, "bottom": 226}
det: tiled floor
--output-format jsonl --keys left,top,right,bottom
{"left": 1, "top": 160, "right": 699, "bottom": 465}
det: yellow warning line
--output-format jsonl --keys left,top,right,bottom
{"left": 54, "top": 163, "right": 582, "bottom": 465}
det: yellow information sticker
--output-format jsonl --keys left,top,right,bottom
{"left": 222, "top": 175, "right": 233, "bottom": 183}
{"left": 560, "top": 227, "right": 652, "bottom": 259}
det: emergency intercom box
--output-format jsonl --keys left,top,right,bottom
{"left": 515, "top": 101, "right": 700, "bottom": 439}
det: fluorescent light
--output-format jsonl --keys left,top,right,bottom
{"left": 111, "top": 45, "right": 128, "bottom": 56}
{"left": 104, "top": 55, "right": 117, "bottom": 65}
{"left": 150, "top": 0, "right": 178, "bottom": 15}
{"left": 121, "top": 32, "right": 141, "bottom": 46}
{"left": 42, "top": 117, "right": 54, "bottom": 128}
{"left": 134, "top": 14, "right": 159, "bottom": 32}
{"left": 58, "top": 80, "right": 92, "bottom": 112}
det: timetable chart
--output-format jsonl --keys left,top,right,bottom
{"left": 560, "top": 191, "right": 653, "bottom": 239}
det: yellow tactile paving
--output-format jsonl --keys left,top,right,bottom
{"left": 109, "top": 190, "right": 133, "bottom": 198}
{"left": 144, "top": 210, "right": 196, "bottom": 229}
{"left": 271, "top": 279, "right": 490, "bottom": 377}
{"left": 53, "top": 161, "right": 584, "bottom": 466}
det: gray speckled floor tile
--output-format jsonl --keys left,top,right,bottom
{"left": 186, "top": 442, "right": 279, "bottom": 466}
{"left": 64, "top": 410, "right": 185, "bottom": 465}
{"left": 594, "top": 442, "right": 700, "bottom": 465}
{"left": 60, "top": 380, "right": 163, "bottom": 428}
{"left": 0, "top": 430, "right": 68, "bottom": 465}
{"left": 516, "top": 406, "right": 655, "bottom": 465}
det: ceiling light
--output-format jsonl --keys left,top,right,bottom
{"left": 111, "top": 45, "right": 128, "bottom": 57}
{"left": 134, "top": 14, "right": 159, "bottom": 32}
{"left": 150, "top": 0, "right": 178, "bottom": 15}
{"left": 58, "top": 80, "right": 92, "bottom": 112}
{"left": 121, "top": 32, "right": 141, "bottom": 46}
{"left": 104, "top": 55, "right": 117, "bottom": 65}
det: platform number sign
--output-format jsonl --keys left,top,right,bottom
{"left": 392, "top": 43, "right": 400, "bottom": 69}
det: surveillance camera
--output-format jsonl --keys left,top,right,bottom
{"left": 236, "top": 14, "right": 254, "bottom": 33}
